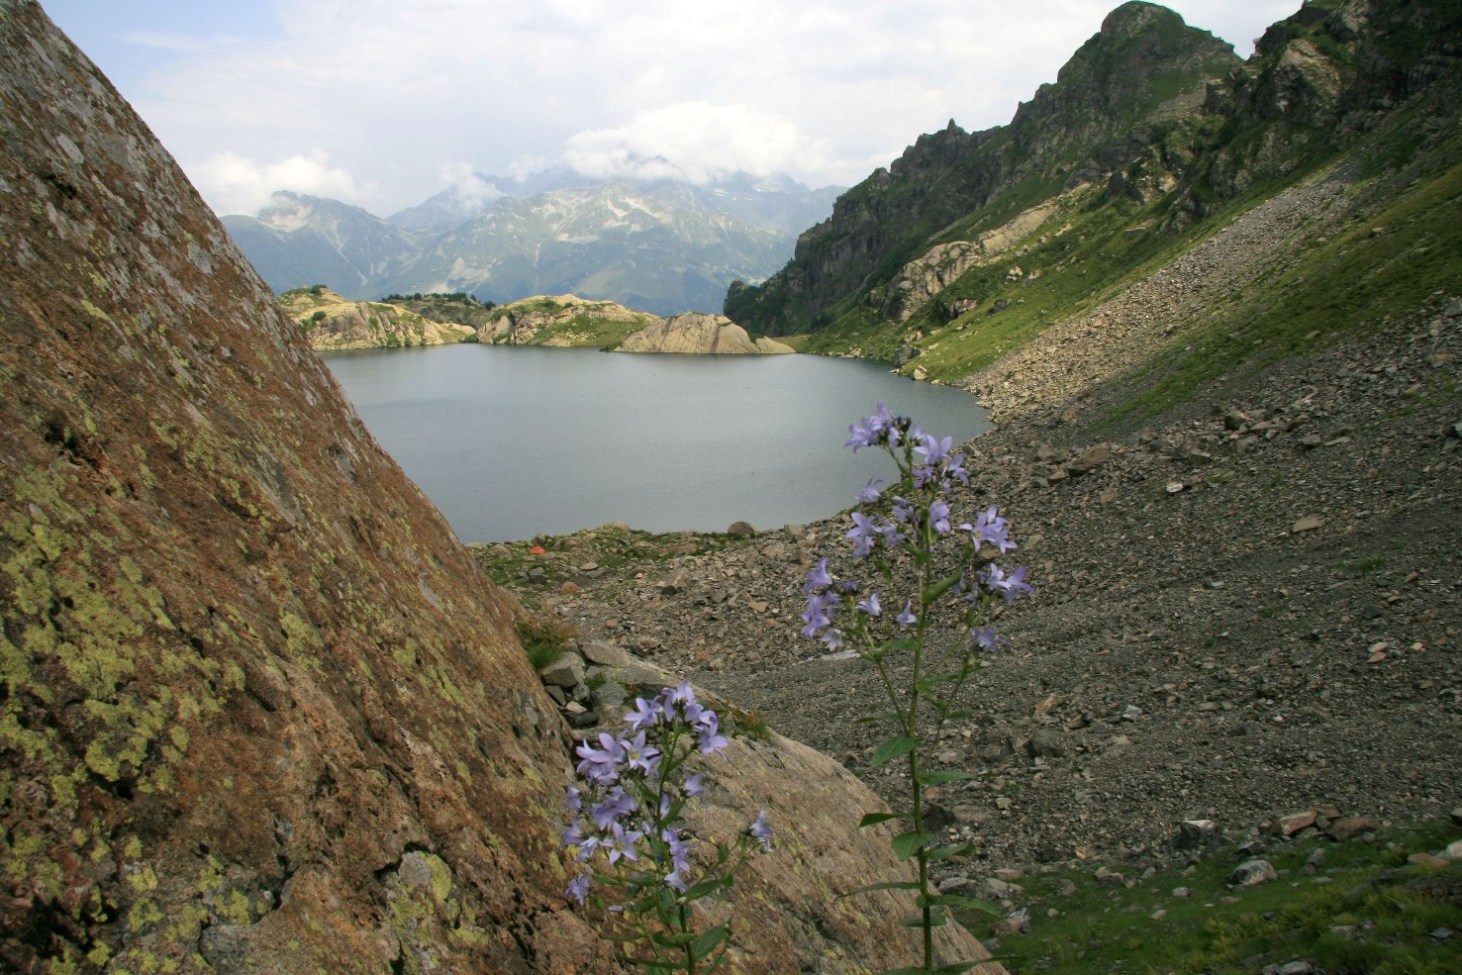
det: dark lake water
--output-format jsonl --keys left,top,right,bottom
{"left": 321, "top": 345, "right": 989, "bottom": 542}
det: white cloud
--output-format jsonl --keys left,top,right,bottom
{"left": 564, "top": 103, "right": 817, "bottom": 185}
{"left": 437, "top": 162, "right": 506, "bottom": 208}
{"left": 194, "top": 150, "right": 369, "bottom": 216}
{"left": 45, "top": 0, "right": 1301, "bottom": 215}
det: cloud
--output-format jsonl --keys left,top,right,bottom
{"left": 47, "top": 0, "right": 1298, "bottom": 215}
{"left": 194, "top": 150, "right": 368, "bottom": 215}
{"left": 437, "top": 162, "right": 506, "bottom": 209}
{"left": 564, "top": 103, "right": 817, "bottom": 185}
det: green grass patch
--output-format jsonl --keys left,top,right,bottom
{"left": 514, "top": 617, "right": 578, "bottom": 671}
{"left": 971, "top": 818, "right": 1461, "bottom": 975}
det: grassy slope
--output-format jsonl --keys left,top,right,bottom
{"left": 789, "top": 97, "right": 1461, "bottom": 428}
{"left": 974, "top": 819, "right": 1461, "bottom": 975}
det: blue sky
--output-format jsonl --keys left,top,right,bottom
{"left": 40, "top": 0, "right": 1299, "bottom": 217}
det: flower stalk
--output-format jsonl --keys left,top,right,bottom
{"left": 801, "top": 404, "right": 1030, "bottom": 973}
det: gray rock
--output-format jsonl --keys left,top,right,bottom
{"left": 727, "top": 521, "right": 757, "bottom": 538}
{"left": 581, "top": 641, "right": 633, "bottom": 667}
{"left": 1226, "top": 859, "right": 1278, "bottom": 888}
{"left": 1174, "top": 819, "right": 1219, "bottom": 850}
{"left": 593, "top": 680, "right": 628, "bottom": 708}
{"left": 538, "top": 654, "right": 586, "bottom": 689}
{"left": 1025, "top": 729, "right": 1065, "bottom": 758}
{"left": 980, "top": 877, "right": 1024, "bottom": 901}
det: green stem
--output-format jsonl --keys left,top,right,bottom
{"left": 911, "top": 517, "right": 936, "bottom": 971}
{"left": 680, "top": 900, "right": 695, "bottom": 975}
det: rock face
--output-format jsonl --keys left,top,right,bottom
{"left": 617, "top": 313, "right": 794, "bottom": 355}
{"left": 281, "top": 285, "right": 476, "bottom": 349}
{"left": 883, "top": 198, "right": 1062, "bottom": 321}
{"left": 0, "top": 5, "right": 997, "bottom": 973}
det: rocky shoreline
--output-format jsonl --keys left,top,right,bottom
{"left": 484, "top": 295, "right": 1461, "bottom": 881}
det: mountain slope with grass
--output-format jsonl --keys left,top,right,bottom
{"left": 725, "top": 0, "right": 1462, "bottom": 420}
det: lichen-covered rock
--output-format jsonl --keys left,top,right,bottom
{"left": 0, "top": 5, "right": 999, "bottom": 973}
{"left": 618, "top": 313, "right": 794, "bottom": 354}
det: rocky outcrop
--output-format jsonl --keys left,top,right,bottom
{"left": 0, "top": 4, "right": 997, "bottom": 973}
{"left": 618, "top": 313, "right": 794, "bottom": 355}
{"left": 483, "top": 293, "right": 657, "bottom": 347}
{"left": 884, "top": 198, "right": 1066, "bottom": 321}
{"left": 281, "top": 285, "right": 476, "bottom": 349}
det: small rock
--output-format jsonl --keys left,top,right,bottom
{"left": 991, "top": 908, "right": 1030, "bottom": 937}
{"left": 1121, "top": 705, "right": 1143, "bottom": 722}
{"left": 980, "top": 877, "right": 1023, "bottom": 901}
{"left": 538, "top": 655, "right": 586, "bottom": 689}
{"left": 1273, "top": 961, "right": 1315, "bottom": 975}
{"left": 661, "top": 568, "right": 690, "bottom": 594}
{"left": 727, "top": 521, "right": 756, "bottom": 538}
{"left": 1325, "top": 816, "right": 1379, "bottom": 841}
{"left": 1025, "top": 729, "right": 1065, "bottom": 758}
{"left": 1292, "top": 516, "right": 1325, "bottom": 533}
{"left": 1272, "top": 810, "right": 1318, "bottom": 837}
{"left": 1174, "top": 819, "right": 1219, "bottom": 850}
{"left": 1407, "top": 852, "right": 1448, "bottom": 869}
{"left": 1226, "top": 859, "right": 1278, "bottom": 888}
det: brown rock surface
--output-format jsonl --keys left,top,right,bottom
{"left": 618, "top": 313, "right": 794, "bottom": 355}
{"left": 0, "top": 5, "right": 998, "bottom": 973}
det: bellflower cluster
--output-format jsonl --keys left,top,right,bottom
{"left": 802, "top": 404, "right": 1032, "bottom": 972}
{"left": 562, "top": 681, "right": 772, "bottom": 973}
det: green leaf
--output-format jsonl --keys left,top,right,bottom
{"left": 890, "top": 830, "right": 938, "bottom": 860}
{"left": 922, "top": 570, "right": 964, "bottom": 606}
{"left": 925, "top": 840, "right": 977, "bottom": 861}
{"left": 917, "top": 670, "right": 963, "bottom": 689}
{"left": 649, "top": 931, "right": 696, "bottom": 949}
{"left": 683, "top": 876, "right": 727, "bottom": 900}
{"left": 869, "top": 735, "right": 917, "bottom": 767}
{"left": 858, "top": 812, "right": 900, "bottom": 828}
{"left": 689, "top": 923, "right": 730, "bottom": 962}
{"left": 931, "top": 964, "right": 986, "bottom": 975}
{"left": 840, "top": 880, "right": 923, "bottom": 898}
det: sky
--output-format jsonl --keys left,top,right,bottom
{"left": 40, "top": 0, "right": 1299, "bottom": 218}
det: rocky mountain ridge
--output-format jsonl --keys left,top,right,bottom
{"left": 223, "top": 175, "right": 841, "bottom": 318}
{"left": 724, "top": 0, "right": 1462, "bottom": 378}
{"left": 725, "top": 0, "right": 1242, "bottom": 335}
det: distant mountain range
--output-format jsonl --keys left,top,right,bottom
{"left": 221, "top": 171, "right": 841, "bottom": 317}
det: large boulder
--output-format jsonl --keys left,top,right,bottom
{"left": 0, "top": 4, "right": 998, "bottom": 973}
{"left": 618, "top": 313, "right": 794, "bottom": 354}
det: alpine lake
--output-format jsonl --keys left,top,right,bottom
{"left": 322, "top": 344, "right": 989, "bottom": 543}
